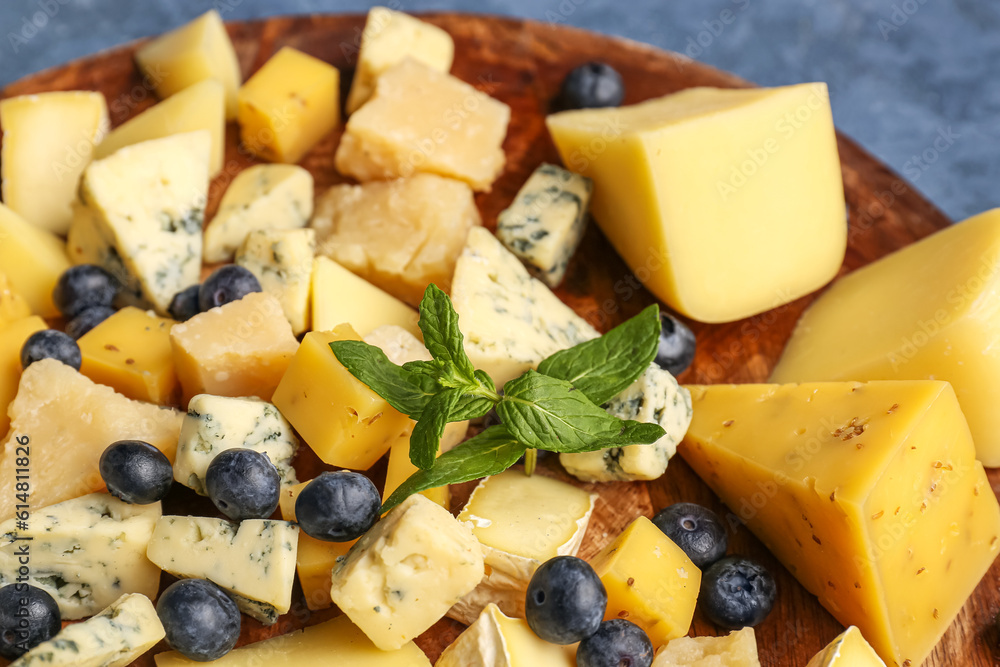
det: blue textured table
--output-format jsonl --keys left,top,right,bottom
{"left": 0, "top": 0, "right": 996, "bottom": 221}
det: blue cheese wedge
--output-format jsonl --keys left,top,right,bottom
{"left": 0, "top": 493, "right": 161, "bottom": 620}
{"left": 437, "top": 603, "right": 575, "bottom": 667}
{"left": 174, "top": 394, "right": 300, "bottom": 495}
{"left": 9, "top": 593, "right": 164, "bottom": 667}
{"left": 146, "top": 516, "right": 298, "bottom": 625}
{"left": 66, "top": 203, "right": 146, "bottom": 308}
{"left": 235, "top": 227, "right": 316, "bottom": 334}
{"left": 496, "top": 163, "right": 592, "bottom": 287}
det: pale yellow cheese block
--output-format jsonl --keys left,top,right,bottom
{"left": 311, "top": 255, "right": 420, "bottom": 337}
{"left": 0, "top": 202, "right": 70, "bottom": 318}
{"left": 0, "top": 316, "right": 46, "bottom": 437}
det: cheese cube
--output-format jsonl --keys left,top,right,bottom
{"left": 680, "top": 381, "right": 1000, "bottom": 667}
{"left": 236, "top": 228, "right": 315, "bottom": 334}
{"left": 0, "top": 273, "right": 30, "bottom": 328}
{"left": 547, "top": 83, "right": 847, "bottom": 323}
{"left": 272, "top": 324, "right": 412, "bottom": 469}
{"left": 311, "top": 255, "right": 420, "bottom": 337}
{"left": 147, "top": 516, "right": 299, "bottom": 625}
{"left": 331, "top": 494, "right": 484, "bottom": 650}
{"left": 497, "top": 163, "right": 592, "bottom": 287}
{"left": 237, "top": 46, "right": 340, "bottom": 163}
{"left": 652, "top": 628, "right": 761, "bottom": 667}
{"left": 0, "top": 91, "right": 108, "bottom": 235}
{"left": 77, "top": 306, "right": 178, "bottom": 405}
{"left": 806, "top": 626, "right": 886, "bottom": 667}
{"left": 0, "top": 315, "right": 46, "bottom": 436}
{"left": 0, "top": 202, "right": 70, "bottom": 318}
{"left": 312, "top": 174, "right": 481, "bottom": 305}
{"left": 335, "top": 59, "right": 510, "bottom": 192}
{"left": 134, "top": 9, "right": 242, "bottom": 119}
{"left": 0, "top": 493, "right": 161, "bottom": 620}
{"left": 436, "top": 603, "right": 575, "bottom": 667}
{"left": 0, "top": 360, "right": 182, "bottom": 521}
{"left": 449, "top": 470, "right": 596, "bottom": 624}
{"left": 206, "top": 164, "right": 314, "bottom": 262}
{"left": 170, "top": 291, "right": 299, "bottom": 403}
{"left": 95, "top": 79, "right": 225, "bottom": 175}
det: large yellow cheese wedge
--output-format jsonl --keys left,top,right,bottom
{"left": 310, "top": 255, "right": 420, "bottom": 337}
{"left": 680, "top": 381, "right": 1000, "bottom": 667}
{"left": 652, "top": 628, "right": 760, "bottom": 667}
{"left": 547, "top": 83, "right": 847, "bottom": 323}
{"left": 0, "top": 315, "right": 47, "bottom": 436}
{"left": 0, "top": 202, "right": 70, "bottom": 318}
{"left": 0, "top": 91, "right": 108, "bottom": 235}
{"left": 771, "top": 207, "right": 1000, "bottom": 466}
{"left": 134, "top": 9, "right": 242, "bottom": 119}
{"left": 807, "top": 626, "right": 887, "bottom": 666}
{"left": 0, "top": 272, "right": 30, "bottom": 329}
{"left": 0, "top": 359, "right": 183, "bottom": 521}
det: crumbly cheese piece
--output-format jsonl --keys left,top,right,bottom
{"left": 652, "top": 628, "right": 761, "bottom": 667}
{"left": 235, "top": 228, "right": 315, "bottom": 335}
{"left": 436, "top": 603, "right": 575, "bottom": 667}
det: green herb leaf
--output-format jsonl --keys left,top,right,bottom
{"left": 382, "top": 425, "right": 527, "bottom": 513}
{"left": 418, "top": 284, "right": 476, "bottom": 379}
{"left": 329, "top": 340, "right": 439, "bottom": 418}
{"left": 410, "top": 389, "right": 462, "bottom": 470}
{"left": 537, "top": 304, "right": 661, "bottom": 405}
{"left": 497, "top": 370, "right": 666, "bottom": 453}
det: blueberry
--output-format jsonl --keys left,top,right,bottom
{"left": 20, "top": 330, "right": 81, "bottom": 371}
{"left": 554, "top": 62, "right": 625, "bottom": 111}
{"left": 52, "top": 264, "right": 119, "bottom": 319}
{"left": 157, "top": 579, "right": 240, "bottom": 661}
{"left": 653, "top": 313, "right": 696, "bottom": 377}
{"left": 700, "top": 556, "right": 776, "bottom": 629}
{"left": 295, "top": 471, "right": 381, "bottom": 542}
{"left": 577, "top": 619, "right": 653, "bottom": 667}
{"left": 199, "top": 265, "right": 261, "bottom": 311}
{"left": 99, "top": 440, "right": 173, "bottom": 505}
{"left": 65, "top": 305, "right": 116, "bottom": 339}
{"left": 168, "top": 284, "right": 202, "bottom": 321}
{"left": 0, "top": 584, "right": 61, "bottom": 660}
{"left": 652, "top": 502, "right": 728, "bottom": 569}
{"left": 205, "top": 448, "right": 280, "bottom": 521}
{"left": 525, "top": 556, "right": 607, "bottom": 644}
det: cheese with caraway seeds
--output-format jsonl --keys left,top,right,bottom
{"left": 806, "top": 626, "right": 886, "bottom": 667}
{"left": 236, "top": 228, "right": 315, "bottom": 335}
{"left": 436, "top": 603, "right": 574, "bottom": 667}
{"left": 0, "top": 202, "right": 70, "bottom": 318}
{"left": 652, "top": 628, "right": 761, "bottom": 667}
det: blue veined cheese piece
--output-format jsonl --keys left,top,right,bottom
{"left": 235, "top": 227, "right": 316, "bottom": 335}
{"left": 67, "top": 203, "right": 147, "bottom": 308}
{"left": 496, "top": 163, "right": 592, "bottom": 287}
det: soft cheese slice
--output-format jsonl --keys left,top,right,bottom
{"left": 806, "top": 626, "right": 886, "bottom": 667}
{"left": 0, "top": 91, "right": 108, "bottom": 234}
{"left": 0, "top": 202, "right": 70, "bottom": 318}
{"left": 147, "top": 516, "right": 299, "bottom": 625}
{"left": 236, "top": 228, "right": 315, "bottom": 334}
{"left": 0, "top": 360, "right": 182, "bottom": 521}
{"left": 450, "top": 470, "right": 596, "bottom": 624}
{"left": 652, "top": 628, "right": 761, "bottom": 667}
{"left": 436, "top": 603, "right": 574, "bottom": 667}
{"left": 330, "top": 494, "right": 484, "bottom": 650}
{"left": 9, "top": 593, "right": 164, "bottom": 667}
{"left": 311, "top": 255, "right": 420, "bottom": 337}
{"left": 174, "top": 394, "right": 299, "bottom": 495}
{"left": 0, "top": 493, "right": 161, "bottom": 620}
{"left": 680, "top": 381, "right": 1000, "bottom": 667}
{"left": 0, "top": 315, "right": 46, "bottom": 436}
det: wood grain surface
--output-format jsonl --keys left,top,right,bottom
{"left": 2, "top": 12, "right": 995, "bottom": 667}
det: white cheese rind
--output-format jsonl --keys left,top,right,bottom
{"left": 436, "top": 603, "right": 575, "bottom": 667}
{"left": 235, "top": 228, "right": 316, "bottom": 335}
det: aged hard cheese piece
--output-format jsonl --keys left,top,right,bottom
{"left": 147, "top": 516, "right": 299, "bottom": 625}
{"left": 680, "top": 381, "right": 1000, "bottom": 667}
{"left": 0, "top": 360, "right": 182, "bottom": 521}
{"left": 335, "top": 59, "right": 510, "bottom": 192}
{"left": 0, "top": 315, "right": 46, "bottom": 436}
{"left": 496, "top": 163, "right": 592, "bottom": 287}
{"left": 0, "top": 273, "right": 30, "bottom": 328}
{"left": 0, "top": 202, "right": 70, "bottom": 318}
{"left": 311, "top": 255, "right": 420, "bottom": 337}
{"left": 134, "top": 9, "right": 242, "bottom": 119}
{"left": 436, "top": 603, "right": 575, "bottom": 667}
{"left": 0, "top": 493, "right": 161, "bottom": 620}
{"left": 237, "top": 46, "right": 340, "bottom": 163}
{"left": 346, "top": 7, "right": 455, "bottom": 114}
{"left": 770, "top": 207, "right": 1000, "bottom": 466}
{"left": 174, "top": 394, "right": 299, "bottom": 494}
{"left": 273, "top": 324, "right": 412, "bottom": 469}
{"left": 330, "top": 494, "right": 484, "bottom": 650}
{"left": 170, "top": 291, "right": 299, "bottom": 403}
{"left": 236, "top": 228, "right": 315, "bottom": 334}
{"left": 9, "top": 593, "right": 164, "bottom": 667}
{"left": 547, "top": 84, "right": 846, "bottom": 323}
{"left": 154, "top": 614, "right": 431, "bottom": 666}
{"left": 0, "top": 91, "right": 108, "bottom": 235}
{"left": 806, "top": 626, "right": 886, "bottom": 667}
{"left": 205, "top": 164, "right": 314, "bottom": 262}
{"left": 652, "top": 628, "right": 761, "bottom": 667}
{"left": 312, "top": 174, "right": 481, "bottom": 305}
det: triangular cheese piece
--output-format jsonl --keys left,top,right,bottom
{"left": 807, "top": 626, "right": 886, "bottom": 667}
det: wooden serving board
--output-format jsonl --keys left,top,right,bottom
{"left": 2, "top": 12, "right": 997, "bottom": 667}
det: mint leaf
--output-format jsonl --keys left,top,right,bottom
{"left": 418, "top": 284, "right": 476, "bottom": 379}
{"left": 330, "top": 340, "right": 439, "bottom": 418}
{"left": 538, "top": 304, "right": 660, "bottom": 405}
{"left": 382, "top": 425, "right": 527, "bottom": 513}
{"left": 409, "top": 388, "right": 462, "bottom": 469}
{"left": 497, "top": 371, "right": 665, "bottom": 453}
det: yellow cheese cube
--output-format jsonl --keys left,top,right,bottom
{"left": 547, "top": 83, "right": 847, "bottom": 323}
{"left": 78, "top": 307, "right": 178, "bottom": 405}
{"left": 134, "top": 9, "right": 242, "bottom": 120}
{"left": 312, "top": 174, "right": 481, "bottom": 306}
{"left": 806, "top": 626, "right": 886, "bottom": 667}
{"left": 170, "top": 292, "right": 299, "bottom": 404}
{"left": 346, "top": 7, "right": 455, "bottom": 114}
{"left": 237, "top": 46, "right": 340, "bottom": 163}
{"left": 652, "top": 628, "right": 761, "bottom": 667}
{"left": 0, "top": 91, "right": 108, "bottom": 235}
{"left": 311, "top": 255, "right": 420, "bottom": 337}
{"left": 680, "top": 381, "right": 1000, "bottom": 667}
{"left": 771, "top": 207, "right": 1000, "bottom": 466}
{"left": 272, "top": 324, "right": 412, "bottom": 469}
{"left": 0, "top": 315, "right": 47, "bottom": 436}
{"left": 0, "top": 202, "right": 70, "bottom": 318}
{"left": 335, "top": 59, "right": 510, "bottom": 192}
{"left": 436, "top": 603, "right": 575, "bottom": 667}
{"left": 0, "top": 273, "right": 30, "bottom": 328}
